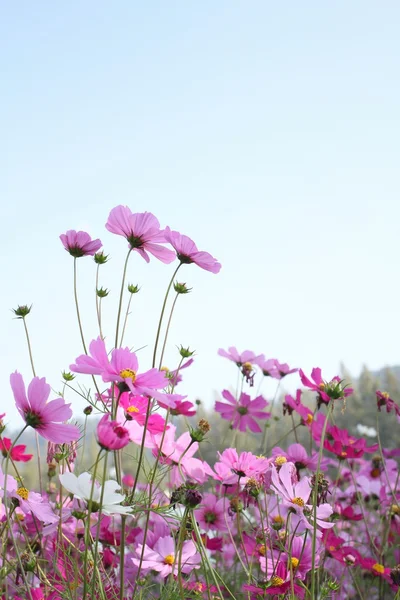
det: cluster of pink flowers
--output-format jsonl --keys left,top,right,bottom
{"left": 2, "top": 205, "right": 399, "bottom": 600}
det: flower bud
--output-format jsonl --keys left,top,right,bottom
{"left": 190, "top": 419, "right": 210, "bottom": 443}
{"left": 128, "top": 283, "right": 141, "bottom": 294}
{"left": 179, "top": 345, "right": 195, "bottom": 358}
{"left": 174, "top": 282, "right": 192, "bottom": 294}
{"left": 62, "top": 371, "right": 75, "bottom": 382}
{"left": 12, "top": 305, "right": 32, "bottom": 319}
{"left": 83, "top": 406, "right": 93, "bottom": 416}
{"left": 96, "top": 287, "right": 109, "bottom": 298}
{"left": 184, "top": 488, "right": 202, "bottom": 508}
{"left": 94, "top": 252, "right": 109, "bottom": 264}
{"left": 390, "top": 565, "right": 400, "bottom": 587}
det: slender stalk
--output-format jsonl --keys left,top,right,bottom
{"left": 310, "top": 402, "right": 333, "bottom": 599}
{"left": 114, "top": 249, "right": 132, "bottom": 349}
{"left": 152, "top": 263, "right": 181, "bottom": 368}
{"left": 21, "top": 316, "right": 43, "bottom": 493}
{"left": 119, "top": 293, "right": 133, "bottom": 347}
{"left": 158, "top": 291, "right": 179, "bottom": 369}
{"left": 73, "top": 258, "right": 87, "bottom": 354}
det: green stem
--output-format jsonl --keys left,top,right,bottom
{"left": 152, "top": 263, "right": 181, "bottom": 368}
{"left": 73, "top": 258, "right": 88, "bottom": 354}
{"left": 114, "top": 249, "right": 132, "bottom": 349}
{"left": 158, "top": 292, "right": 179, "bottom": 370}
{"left": 310, "top": 402, "right": 333, "bottom": 599}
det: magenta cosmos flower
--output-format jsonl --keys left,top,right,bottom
{"left": 195, "top": 493, "right": 229, "bottom": 532}
{"left": 0, "top": 437, "right": 32, "bottom": 462}
{"left": 70, "top": 337, "right": 175, "bottom": 407}
{"left": 299, "top": 367, "right": 353, "bottom": 405}
{"left": 105, "top": 205, "right": 175, "bottom": 263}
{"left": 132, "top": 536, "right": 200, "bottom": 578}
{"left": 0, "top": 465, "right": 58, "bottom": 523}
{"left": 60, "top": 230, "right": 102, "bottom": 258}
{"left": 164, "top": 227, "right": 221, "bottom": 273}
{"left": 218, "top": 346, "right": 262, "bottom": 367}
{"left": 215, "top": 390, "right": 270, "bottom": 433}
{"left": 96, "top": 414, "right": 130, "bottom": 450}
{"left": 10, "top": 372, "right": 79, "bottom": 444}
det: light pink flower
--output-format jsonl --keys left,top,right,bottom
{"left": 96, "top": 414, "right": 130, "bottom": 450}
{"left": 214, "top": 449, "right": 270, "bottom": 485}
{"left": 70, "top": 337, "right": 175, "bottom": 407}
{"left": 164, "top": 227, "right": 221, "bottom": 273}
{"left": 0, "top": 465, "right": 58, "bottom": 523}
{"left": 195, "top": 493, "right": 229, "bottom": 532}
{"left": 218, "top": 347, "right": 262, "bottom": 367}
{"left": 60, "top": 230, "right": 102, "bottom": 257}
{"left": 271, "top": 462, "right": 334, "bottom": 532}
{"left": 105, "top": 206, "right": 175, "bottom": 264}
{"left": 132, "top": 535, "right": 200, "bottom": 578}
{"left": 215, "top": 390, "right": 270, "bottom": 433}
{"left": 10, "top": 372, "right": 79, "bottom": 444}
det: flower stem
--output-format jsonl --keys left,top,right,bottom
{"left": 114, "top": 249, "right": 132, "bottom": 349}
{"left": 152, "top": 263, "right": 181, "bottom": 368}
{"left": 73, "top": 258, "right": 87, "bottom": 354}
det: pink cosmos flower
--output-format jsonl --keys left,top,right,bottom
{"left": 195, "top": 493, "right": 229, "bottom": 532}
{"left": 254, "top": 357, "right": 280, "bottom": 378}
{"left": 10, "top": 372, "right": 80, "bottom": 444}
{"left": 271, "top": 463, "right": 334, "bottom": 532}
{"left": 214, "top": 448, "right": 270, "bottom": 485}
{"left": 70, "top": 337, "right": 175, "bottom": 407}
{"left": 118, "top": 393, "right": 167, "bottom": 434}
{"left": 274, "top": 360, "right": 298, "bottom": 378}
{"left": 0, "top": 437, "right": 33, "bottom": 462}
{"left": 215, "top": 390, "right": 270, "bottom": 433}
{"left": 283, "top": 390, "right": 314, "bottom": 427}
{"left": 151, "top": 425, "right": 214, "bottom": 485}
{"left": 163, "top": 227, "right": 221, "bottom": 273}
{"left": 218, "top": 347, "right": 263, "bottom": 367}
{"left": 271, "top": 443, "right": 328, "bottom": 472}
{"left": 376, "top": 391, "right": 400, "bottom": 422}
{"left": 0, "top": 465, "right": 58, "bottom": 523}
{"left": 299, "top": 368, "right": 353, "bottom": 406}
{"left": 244, "top": 561, "right": 305, "bottom": 598}
{"left": 96, "top": 414, "right": 130, "bottom": 450}
{"left": 132, "top": 536, "right": 200, "bottom": 577}
{"left": 105, "top": 206, "right": 175, "bottom": 264}
{"left": 60, "top": 230, "right": 102, "bottom": 258}
{"left": 323, "top": 425, "right": 378, "bottom": 460}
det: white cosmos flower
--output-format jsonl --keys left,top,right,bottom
{"left": 59, "top": 472, "right": 131, "bottom": 515}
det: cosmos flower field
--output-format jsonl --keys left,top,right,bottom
{"left": 1, "top": 205, "right": 400, "bottom": 600}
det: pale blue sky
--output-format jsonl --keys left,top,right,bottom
{"left": 2, "top": 2, "right": 400, "bottom": 427}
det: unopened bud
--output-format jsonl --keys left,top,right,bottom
{"left": 174, "top": 282, "right": 192, "bottom": 294}
{"left": 96, "top": 287, "right": 109, "bottom": 298}
{"left": 128, "top": 283, "right": 140, "bottom": 294}
{"left": 94, "top": 252, "right": 109, "bottom": 264}
{"left": 62, "top": 371, "right": 75, "bottom": 382}
{"left": 12, "top": 305, "right": 32, "bottom": 319}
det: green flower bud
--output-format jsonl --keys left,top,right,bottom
{"left": 96, "top": 287, "right": 109, "bottom": 298}
{"left": 179, "top": 345, "right": 195, "bottom": 358}
{"left": 94, "top": 252, "right": 109, "bottom": 264}
{"left": 174, "top": 281, "right": 192, "bottom": 294}
{"left": 12, "top": 305, "right": 32, "bottom": 319}
{"left": 62, "top": 371, "right": 75, "bottom": 382}
{"left": 128, "top": 283, "right": 141, "bottom": 294}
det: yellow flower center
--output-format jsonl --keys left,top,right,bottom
{"left": 275, "top": 456, "right": 287, "bottom": 466}
{"left": 160, "top": 366, "right": 169, "bottom": 372}
{"left": 15, "top": 513, "right": 25, "bottom": 522}
{"left": 126, "top": 406, "right": 139, "bottom": 413}
{"left": 372, "top": 563, "right": 385, "bottom": 574}
{"left": 164, "top": 554, "right": 175, "bottom": 565}
{"left": 319, "top": 382, "right": 326, "bottom": 390}
{"left": 270, "top": 576, "right": 285, "bottom": 586}
{"left": 340, "top": 451, "right": 347, "bottom": 458}
{"left": 257, "top": 544, "right": 267, "bottom": 556}
{"left": 273, "top": 515, "right": 284, "bottom": 524}
{"left": 242, "top": 362, "right": 253, "bottom": 371}
{"left": 391, "top": 504, "right": 400, "bottom": 515}
{"left": 120, "top": 369, "right": 137, "bottom": 381}
{"left": 290, "top": 557, "right": 299, "bottom": 569}
{"left": 291, "top": 497, "right": 305, "bottom": 507}
{"left": 16, "top": 487, "right": 29, "bottom": 500}
{"left": 305, "top": 414, "right": 313, "bottom": 424}
{"left": 382, "top": 392, "right": 390, "bottom": 399}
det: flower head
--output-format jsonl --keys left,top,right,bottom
{"left": 59, "top": 472, "right": 131, "bottom": 515}
{"left": 10, "top": 372, "right": 80, "bottom": 444}
{"left": 132, "top": 536, "right": 200, "bottom": 578}
{"left": 215, "top": 390, "right": 270, "bottom": 433}
{"left": 0, "top": 437, "right": 33, "bottom": 462}
{"left": 164, "top": 227, "right": 221, "bottom": 273}
{"left": 60, "top": 230, "right": 102, "bottom": 258}
{"left": 105, "top": 206, "right": 175, "bottom": 263}
{"left": 96, "top": 414, "right": 130, "bottom": 450}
